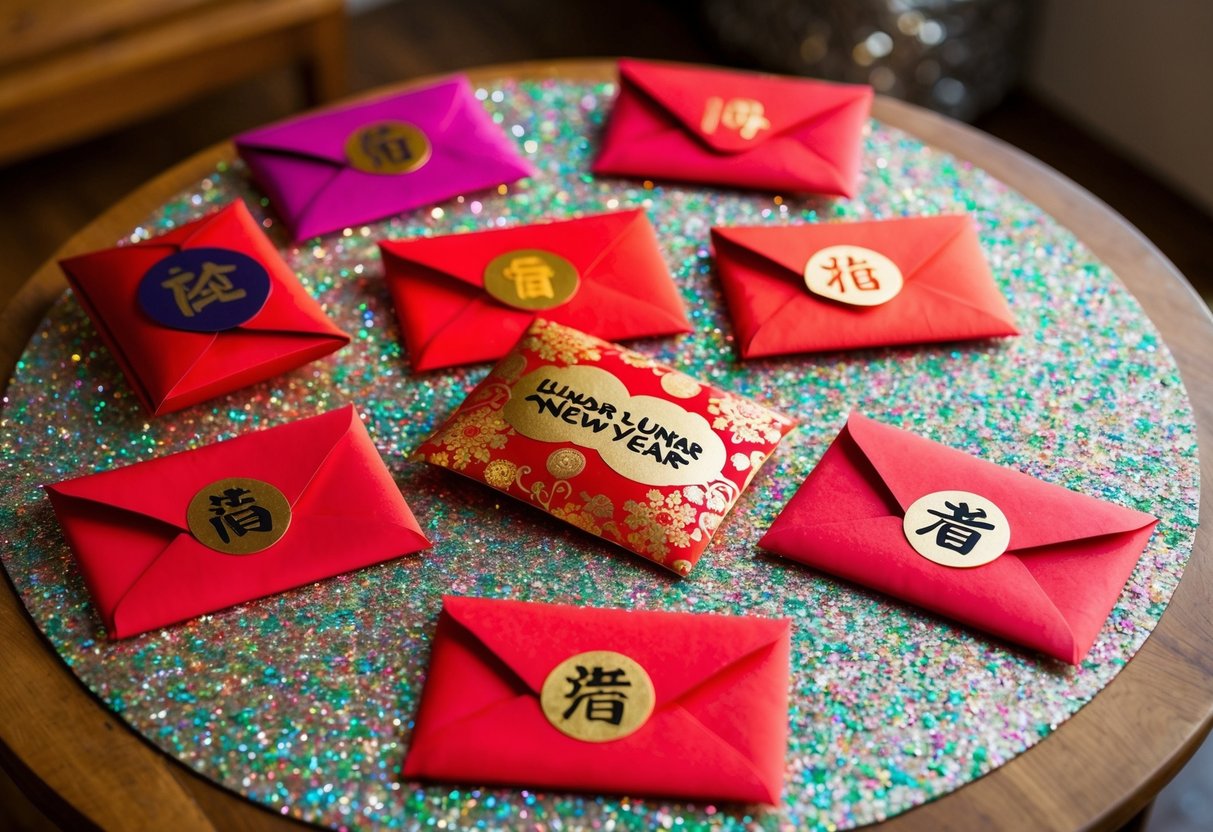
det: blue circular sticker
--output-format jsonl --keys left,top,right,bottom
{"left": 137, "top": 248, "right": 271, "bottom": 332}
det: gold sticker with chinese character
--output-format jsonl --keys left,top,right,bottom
{"left": 540, "top": 650, "right": 655, "bottom": 743}
{"left": 804, "top": 245, "right": 904, "bottom": 307}
{"left": 186, "top": 477, "right": 291, "bottom": 555}
{"left": 483, "top": 249, "right": 580, "bottom": 311}
{"left": 903, "top": 490, "right": 1010, "bottom": 568}
{"left": 345, "top": 121, "right": 431, "bottom": 175}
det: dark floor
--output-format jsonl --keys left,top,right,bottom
{"left": 0, "top": 1, "right": 1210, "bottom": 829}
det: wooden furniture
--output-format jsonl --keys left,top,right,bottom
{"left": 1, "top": 60, "right": 1211, "bottom": 831}
{"left": 0, "top": 0, "right": 346, "bottom": 165}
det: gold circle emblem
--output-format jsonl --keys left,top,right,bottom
{"left": 490, "top": 352, "right": 529, "bottom": 382}
{"left": 345, "top": 121, "right": 431, "bottom": 175}
{"left": 484, "top": 459, "right": 519, "bottom": 489}
{"left": 186, "top": 478, "right": 291, "bottom": 555}
{"left": 804, "top": 244, "right": 904, "bottom": 307}
{"left": 659, "top": 371, "right": 702, "bottom": 399}
{"left": 903, "top": 490, "right": 1010, "bottom": 568}
{"left": 540, "top": 650, "right": 655, "bottom": 743}
{"left": 545, "top": 448, "right": 587, "bottom": 480}
{"left": 483, "top": 249, "right": 580, "bottom": 311}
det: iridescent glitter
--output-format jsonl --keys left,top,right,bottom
{"left": 0, "top": 80, "right": 1199, "bottom": 831}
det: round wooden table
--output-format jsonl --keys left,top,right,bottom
{"left": 2, "top": 60, "right": 1211, "bottom": 832}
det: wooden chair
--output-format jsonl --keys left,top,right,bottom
{"left": 0, "top": 0, "right": 346, "bottom": 165}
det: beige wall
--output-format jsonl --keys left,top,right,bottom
{"left": 1025, "top": 0, "right": 1213, "bottom": 214}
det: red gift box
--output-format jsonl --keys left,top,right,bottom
{"left": 593, "top": 59, "right": 873, "bottom": 196}
{"left": 58, "top": 200, "right": 349, "bottom": 415}
{"left": 711, "top": 215, "right": 1019, "bottom": 359}
{"left": 380, "top": 209, "right": 690, "bottom": 372}
{"left": 403, "top": 595, "right": 791, "bottom": 805}
{"left": 45, "top": 406, "right": 430, "bottom": 638}
{"left": 414, "top": 320, "right": 794, "bottom": 575}
{"left": 759, "top": 414, "right": 1158, "bottom": 663}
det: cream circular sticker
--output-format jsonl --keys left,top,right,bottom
{"left": 345, "top": 121, "right": 431, "bottom": 174}
{"left": 804, "top": 245, "right": 904, "bottom": 307}
{"left": 187, "top": 477, "right": 291, "bottom": 555}
{"left": 483, "top": 249, "right": 580, "bottom": 311}
{"left": 540, "top": 650, "right": 655, "bottom": 743}
{"left": 903, "top": 490, "right": 1010, "bottom": 568}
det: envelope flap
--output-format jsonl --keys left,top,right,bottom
{"left": 231, "top": 287, "right": 348, "bottom": 337}
{"left": 619, "top": 59, "right": 870, "bottom": 155}
{"left": 233, "top": 78, "right": 464, "bottom": 166}
{"left": 59, "top": 211, "right": 217, "bottom": 282}
{"left": 845, "top": 413, "right": 1157, "bottom": 550}
{"left": 440, "top": 595, "right": 789, "bottom": 706}
{"left": 45, "top": 406, "right": 362, "bottom": 531}
{"left": 712, "top": 214, "right": 974, "bottom": 285}
{"left": 176, "top": 200, "right": 254, "bottom": 248}
{"left": 381, "top": 210, "right": 647, "bottom": 292}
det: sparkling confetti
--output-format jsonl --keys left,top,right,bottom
{"left": 0, "top": 79, "right": 1199, "bottom": 831}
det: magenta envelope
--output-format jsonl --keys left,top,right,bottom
{"left": 234, "top": 76, "right": 535, "bottom": 240}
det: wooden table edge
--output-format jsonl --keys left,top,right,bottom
{"left": 1, "top": 58, "right": 1210, "bottom": 832}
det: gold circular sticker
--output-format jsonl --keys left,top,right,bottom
{"left": 804, "top": 245, "right": 904, "bottom": 307}
{"left": 484, "top": 459, "right": 519, "bottom": 489}
{"left": 483, "top": 249, "right": 580, "bottom": 311}
{"left": 903, "top": 490, "right": 1010, "bottom": 568}
{"left": 546, "top": 448, "right": 587, "bottom": 479}
{"left": 345, "top": 121, "right": 431, "bottom": 175}
{"left": 540, "top": 650, "right": 655, "bottom": 743}
{"left": 186, "top": 477, "right": 291, "bottom": 555}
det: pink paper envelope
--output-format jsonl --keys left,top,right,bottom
{"left": 759, "top": 414, "right": 1158, "bottom": 663}
{"left": 235, "top": 77, "right": 535, "bottom": 240}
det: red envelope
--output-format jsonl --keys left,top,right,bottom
{"left": 380, "top": 209, "right": 691, "bottom": 372}
{"left": 711, "top": 215, "right": 1020, "bottom": 359}
{"left": 593, "top": 59, "right": 873, "bottom": 196}
{"left": 44, "top": 406, "right": 430, "bottom": 639}
{"left": 58, "top": 200, "right": 350, "bottom": 415}
{"left": 403, "top": 595, "right": 791, "bottom": 805}
{"left": 759, "top": 414, "right": 1158, "bottom": 664}
{"left": 414, "top": 320, "right": 795, "bottom": 576}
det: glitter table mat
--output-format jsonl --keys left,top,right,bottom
{"left": 0, "top": 79, "right": 1199, "bottom": 831}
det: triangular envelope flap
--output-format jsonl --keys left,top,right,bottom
{"left": 440, "top": 595, "right": 788, "bottom": 706}
{"left": 235, "top": 275, "right": 348, "bottom": 337}
{"left": 845, "top": 414, "right": 1156, "bottom": 550}
{"left": 174, "top": 201, "right": 347, "bottom": 338}
{"left": 234, "top": 79, "right": 464, "bottom": 165}
{"left": 177, "top": 200, "right": 255, "bottom": 249}
{"left": 59, "top": 212, "right": 215, "bottom": 284}
{"left": 620, "top": 59, "right": 870, "bottom": 155}
{"left": 381, "top": 210, "right": 646, "bottom": 291}
{"left": 46, "top": 406, "right": 359, "bottom": 529}
{"left": 293, "top": 413, "right": 424, "bottom": 534}
{"left": 713, "top": 215, "right": 972, "bottom": 286}
{"left": 110, "top": 513, "right": 426, "bottom": 637}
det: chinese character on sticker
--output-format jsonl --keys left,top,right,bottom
{"left": 160, "top": 261, "right": 248, "bottom": 318}
{"left": 208, "top": 487, "right": 273, "bottom": 544}
{"left": 361, "top": 125, "right": 416, "bottom": 169}
{"left": 821, "top": 254, "right": 882, "bottom": 295}
{"left": 914, "top": 500, "right": 996, "bottom": 556}
{"left": 701, "top": 96, "right": 771, "bottom": 140}
{"left": 561, "top": 664, "right": 632, "bottom": 726}
{"left": 502, "top": 255, "right": 557, "bottom": 301}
